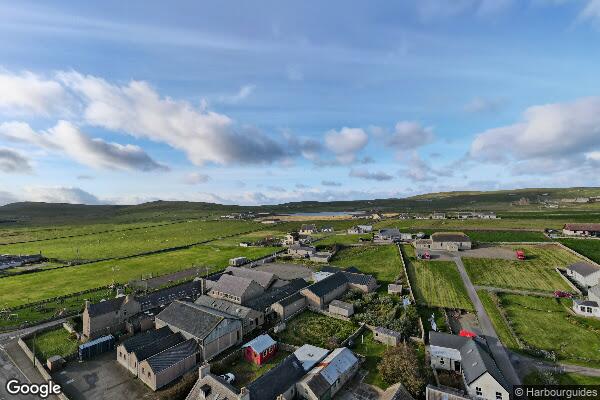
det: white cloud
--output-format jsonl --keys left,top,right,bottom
{"left": 385, "top": 121, "right": 435, "bottom": 151}
{"left": 0, "top": 120, "right": 167, "bottom": 172}
{"left": 580, "top": 0, "right": 600, "bottom": 22}
{"left": 0, "top": 70, "right": 71, "bottom": 116}
{"left": 183, "top": 172, "right": 211, "bottom": 185}
{"left": 218, "top": 84, "right": 256, "bottom": 104}
{"left": 23, "top": 186, "right": 102, "bottom": 205}
{"left": 324, "top": 127, "right": 368, "bottom": 164}
{"left": 57, "top": 72, "right": 288, "bottom": 166}
{"left": 0, "top": 148, "right": 32, "bottom": 173}
{"left": 349, "top": 168, "right": 393, "bottom": 181}
{"left": 470, "top": 97, "right": 600, "bottom": 165}
{"left": 399, "top": 153, "right": 451, "bottom": 182}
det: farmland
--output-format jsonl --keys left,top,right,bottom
{"left": 499, "top": 294, "right": 600, "bottom": 368}
{"left": 559, "top": 239, "right": 600, "bottom": 264}
{"left": 403, "top": 245, "right": 473, "bottom": 310}
{"left": 466, "top": 230, "right": 548, "bottom": 243}
{"left": 329, "top": 244, "right": 402, "bottom": 285}
{"left": 463, "top": 244, "right": 579, "bottom": 292}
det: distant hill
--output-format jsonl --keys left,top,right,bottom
{"left": 1, "top": 187, "right": 600, "bottom": 226}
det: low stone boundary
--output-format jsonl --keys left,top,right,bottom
{"left": 341, "top": 323, "right": 367, "bottom": 347}
{"left": 396, "top": 244, "right": 425, "bottom": 341}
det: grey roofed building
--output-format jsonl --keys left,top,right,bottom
{"left": 224, "top": 266, "right": 276, "bottom": 289}
{"left": 194, "top": 296, "right": 257, "bottom": 319}
{"left": 245, "top": 278, "right": 309, "bottom": 312}
{"left": 133, "top": 333, "right": 185, "bottom": 362}
{"left": 243, "top": 334, "right": 276, "bottom": 354}
{"left": 293, "top": 344, "right": 329, "bottom": 372}
{"left": 567, "top": 262, "right": 600, "bottom": 277}
{"left": 209, "top": 274, "right": 264, "bottom": 302}
{"left": 431, "top": 232, "right": 471, "bottom": 243}
{"left": 247, "top": 353, "right": 306, "bottom": 400}
{"left": 329, "top": 299, "right": 353, "bottom": 312}
{"left": 589, "top": 284, "right": 600, "bottom": 301}
{"left": 460, "top": 339, "right": 509, "bottom": 390}
{"left": 86, "top": 297, "right": 126, "bottom": 318}
{"left": 374, "top": 326, "right": 402, "bottom": 338}
{"left": 304, "top": 272, "right": 348, "bottom": 298}
{"left": 121, "top": 326, "right": 173, "bottom": 353}
{"left": 342, "top": 271, "right": 376, "bottom": 287}
{"left": 139, "top": 279, "right": 202, "bottom": 310}
{"left": 155, "top": 301, "right": 234, "bottom": 340}
{"left": 429, "top": 331, "right": 470, "bottom": 349}
{"left": 145, "top": 339, "right": 199, "bottom": 374}
{"left": 277, "top": 291, "right": 305, "bottom": 308}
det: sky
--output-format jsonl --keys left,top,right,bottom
{"left": 1, "top": 0, "right": 600, "bottom": 206}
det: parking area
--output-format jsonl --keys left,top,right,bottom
{"left": 52, "top": 351, "right": 151, "bottom": 400}
{"left": 253, "top": 262, "right": 313, "bottom": 280}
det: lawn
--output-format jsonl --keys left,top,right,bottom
{"left": 499, "top": 294, "right": 600, "bottom": 367}
{"left": 329, "top": 245, "right": 402, "bottom": 285}
{"left": 352, "top": 330, "right": 388, "bottom": 389}
{"left": 315, "top": 233, "right": 371, "bottom": 248}
{"left": 559, "top": 239, "right": 600, "bottom": 264}
{"left": 466, "top": 231, "right": 548, "bottom": 243}
{"left": 463, "top": 244, "right": 580, "bottom": 292}
{"left": 0, "top": 220, "right": 259, "bottom": 261}
{"left": 0, "top": 243, "right": 279, "bottom": 308}
{"left": 25, "top": 327, "right": 79, "bottom": 362}
{"left": 213, "top": 350, "right": 291, "bottom": 389}
{"left": 275, "top": 311, "right": 357, "bottom": 349}
{"left": 402, "top": 246, "right": 473, "bottom": 311}
{"left": 477, "top": 290, "right": 520, "bottom": 350}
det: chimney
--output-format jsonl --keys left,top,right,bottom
{"left": 239, "top": 387, "right": 250, "bottom": 400}
{"left": 198, "top": 363, "right": 211, "bottom": 379}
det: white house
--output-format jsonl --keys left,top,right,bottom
{"left": 562, "top": 223, "right": 600, "bottom": 237}
{"left": 589, "top": 284, "right": 600, "bottom": 303}
{"left": 573, "top": 299, "right": 600, "bottom": 318}
{"left": 566, "top": 262, "right": 600, "bottom": 288}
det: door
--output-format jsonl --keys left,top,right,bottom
{"left": 454, "top": 361, "right": 461, "bottom": 372}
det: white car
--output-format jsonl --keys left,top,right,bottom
{"left": 219, "top": 373, "right": 235, "bottom": 384}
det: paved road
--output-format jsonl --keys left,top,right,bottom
{"left": 510, "top": 351, "right": 600, "bottom": 378}
{"left": 453, "top": 256, "right": 521, "bottom": 387}
{"left": 474, "top": 286, "right": 555, "bottom": 298}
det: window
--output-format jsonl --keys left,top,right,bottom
{"left": 148, "top": 372, "right": 151, "bottom": 378}
{"left": 496, "top": 392, "right": 502, "bottom": 400}
{"left": 439, "top": 358, "right": 445, "bottom": 365}
{"left": 476, "top": 387, "right": 482, "bottom": 396}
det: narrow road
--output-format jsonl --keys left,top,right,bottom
{"left": 510, "top": 351, "right": 600, "bottom": 378}
{"left": 453, "top": 256, "right": 521, "bottom": 386}
{"left": 474, "top": 286, "right": 555, "bottom": 298}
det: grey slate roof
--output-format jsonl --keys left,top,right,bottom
{"left": 567, "top": 262, "right": 600, "bottom": 277}
{"left": 224, "top": 266, "right": 275, "bottom": 289}
{"left": 429, "top": 331, "right": 469, "bottom": 350}
{"left": 133, "top": 333, "right": 185, "bottom": 362}
{"left": 460, "top": 338, "right": 509, "bottom": 391}
{"left": 304, "top": 374, "right": 330, "bottom": 397}
{"left": 374, "top": 327, "right": 402, "bottom": 338}
{"left": 575, "top": 299, "right": 599, "bottom": 308}
{"left": 329, "top": 299, "right": 353, "bottom": 311}
{"left": 247, "top": 354, "right": 306, "bottom": 400}
{"left": 86, "top": 297, "right": 126, "bottom": 317}
{"left": 210, "top": 274, "right": 263, "bottom": 299}
{"left": 139, "top": 280, "right": 201, "bottom": 310}
{"left": 185, "top": 375, "right": 239, "bottom": 400}
{"left": 146, "top": 339, "right": 198, "bottom": 374}
{"left": 246, "top": 278, "right": 309, "bottom": 311}
{"left": 194, "top": 296, "right": 257, "bottom": 319}
{"left": 276, "top": 291, "right": 305, "bottom": 308}
{"left": 431, "top": 232, "right": 471, "bottom": 242}
{"left": 121, "top": 326, "right": 172, "bottom": 353}
{"left": 342, "top": 271, "right": 376, "bottom": 287}
{"left": 156, "top": 301, "right": 229, "bottom": 340}
{"left": 303, "top": 272, "right": 348, "bottom": 297}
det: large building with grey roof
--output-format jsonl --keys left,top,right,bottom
{"left": 209, "top": 274, "right": 265, "bottom": 305}
{"left": 415, "top": 232, "right": 472, "bottom": 252}
{"left": 297, "top": 347, "right": 359, "bottom": 400}
{"left": 138, "top": 338, "right": 199, "bottom": 391}
{"left": 224, "top": 266, "right": 276, "bottom": 289}
{"left": 155, "top": 301, "right": 243, "bottom": 361}
{"left": 566, "top": 262, "right": 600, "bottom": 288}
{"left": 194, "top": 295, "right": 264, "bottom": 335}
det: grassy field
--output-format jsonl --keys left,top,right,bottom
{"left": 329, "top": 245, "right": 401, "bottom": 285}
{"left": 499, "top": 294, "right": 600, "bottom": 367}
{"left": 403, "top": 245, "right": 473, "bottom": 310}
{"left": 352, "top": 330, "right": 388, "bottom": 389}
{"left": 559, "top": 239, "right": 600, "bottom": 264}
{"left": 466, "top": 230, "right": 548, "bottom": 243}
{"left": 315, "top": 233, "right": 371, "bottom": 248}
{"left": 275, "top": 311, "right": 357, "bottom": 349}
{"left": 0, "top": 243, "right": 278, "bottom": 308}
{"left": 25, "top": 327, "right": 79, "bottom": 362}
{"left": 477, "top": 290, "right": 520, "bottom": 350}
{"left": 463, "top": 244, "right": 579, "bottom": 292}
{"left": 0, "top": 220, "right": 259, "bottom": 261}
{"left": 375, "top": 218, "right": 563, "bottom": 230}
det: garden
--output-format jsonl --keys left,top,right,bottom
{"left": 274, "top": 310, "right": 357, "bottom": 349}
{"left": 25, "top": 327, "right": 79, "bottom": 362}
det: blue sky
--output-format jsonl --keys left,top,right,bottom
{"left": 1, "top": 0, "right": 600, "bottom": 205}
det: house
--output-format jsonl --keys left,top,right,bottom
{"left": 261, "top": 218, "right": 281, "bottom": 225}
{"left": 388, "top": 283, "right": 403, "bottom": 295}
{"left": 116, "top": 326, "right": 174, "bottom": 374}
{"left": 415, "top": 233, "right": 472, "bottom": 252}
{"left": 321, "top": 226, "right": 334, "bottom": 233}
{"left": 374, "top": 228, "right": 401, "bottom": 243}
{"left": 293, "top": 344, "right": 329, "bottom": 372}
{"left": 185, "top": 364, "right": 244, "bottom": 400}
{"left": 429, "top": 332, "right": 510, "bottom": 400}
{"left": 343, "top": 271, "right": 378, "bottom": 292}
{"left": 138, "top": 339, "right": 199, "bottom": 391}
{"left": 209, "top": 274, "right": 265, "bottom": 305}
{"left": 243, "top": 334, "right": 278, "bottom": 365}
{"left": 457, "top": 212, "right": 497, "bottom": 220}
{"left": 288, "top": 244, "right": 317, "bottom": 258}
{"left": 573, "top": 299, "right": 600, "bottom": 318}
{"left": 563, "top": 223, "right": 600, "bottom": 237}
{"left": 373, "top": 327, "right": 402, "bottom": 346}
{"left": 224, "top": 266, "right": 276, "bottom": 290}
{"left": 247, "top": 353, "right": 307, "bottom": 400}
{"left": 309, "top": 252, "right": 333, "bottom": 263}
{"left": 272, "top": 292, "right": 307, "bottom": 321}
{"left": 283, "top": 232, "right": 301, "bottom": 246}
{"left": 296, "top": 347, "right": 359, "bottom": 400}
{"left": 155, "top": 301, "right": 243, "bottom": 361}
{"left": 300, "top": 224, "right": 318, "bottom": 235}
{"left": 229, "top": 257, "right": 248, "bottom": 267}
{"left": 566, "top": 262, "right": 600, "bottom": 288}
{"left": 589, "top": 284, "right": 600, "bottom": 303}
{"left": 328, "top": 299, "right": 354, "bottom": 317}
{"left": 431, "top": 212, "right": 446, "bottom": 220}
{"left": 347, "top": 225, "right": 373, "bottom": 234}
{"left": 301, "top": 272, "right": 349, "bottom": 310}
{"left": 312, "top": 271, "right": 334, "bottom": 282}
{"left": 246, "top": 279, "right": 310, "bottom": 320}
{"left": 194, "top": 296, "right": 264, "bottom": 336}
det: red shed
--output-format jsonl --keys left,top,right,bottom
{"left": 242, "top": 334, "right": 277, "bottom": 365}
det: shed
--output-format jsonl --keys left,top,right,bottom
{"left": 328, "top": 300, "right": 354, "bottom": 317}
{"left": 373, "top": 327, "right": 402, "bottom": 346}
{"left": 243, "top": 334, "right": 278, "bottom": 365}
{"left": 79, "top": 335, "right": 115, "bottom": 360}
{"left": 388, "top": 284, "right": 402, "bottom": 295}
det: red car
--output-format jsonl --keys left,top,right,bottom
{"left": 553, "top": 290, "right": 572, "bottom": 298}
{"left": 516, "top": 250, "right": 526, "bottom": 260}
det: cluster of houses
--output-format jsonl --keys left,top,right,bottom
{"left": 415, "top": 232, "right": 472, "bottom": 252}
{"left": 82, "top": 261, "right": 379, "bottom": 393}
{"left": 562, "top": 223, "right": 600, "bottom": 238}
{"left": 284, "top": 226, "right": 335, "bottom": 263}
{"left": 400, "top": 212, "right": 498, "bottom": 220}
{"left": 566, "top": 261, "right": 600, "bottom": 318}
{"left": 0, "top": 253, "right": 44, "bottom": 271}
{"left": 347, "top": 225, "right": 372, "bottom": 234}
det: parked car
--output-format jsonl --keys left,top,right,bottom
{"left": 219, "top": 373, "right": 235, "bottom": 384}
{"left": 553, "top": 290, "right": 572, "bottom": 298}
{"left": 417, "top": 251, "right": 431, "bottom": 260}
{"left": 516, "top": 250, "right": 526, "bottom": 260}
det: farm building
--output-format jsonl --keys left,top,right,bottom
{"left": 293, "top": 344, "right": 329, "bottom": 371}
{"left": 246, "top": 279, "right": 310, "bottom": 318}
{"left": 343, "top": 271, "right": 378, "bottom": 293}
{"left": 415, "top": 233, "right": 472, "bottom": 252}
{"left": 117, "top": 326, "right": 174, "bottom": 373}
{"left": 243, "top": 334, "right": 278, "bottom": 365}
{"left": 224, "top": 266, "right": 276, "bottom": 289}
{"left": 328, "top": 299, "right": 354, "bottom": 317}
{"left": 573, "top": 299, "right": 600, "bottom": 318}
{"left": 347, "top": 225, "right": 373, "bottom": 234}
{"left": 283, "top": 232, "right": 301, "bottom": 246}
{"left": 138, "top": 339, "right": 199, "bottom": 391}
{"left": 155, "top": 301, "right": 243, "bottom": 361}
{"left": 288, "top": 244, "right": 317, "bottom": 258}
{"left": 194, "top": 296, "right": 264, "bottom": 335}
{"left": 457, "top": 211, "right": 497, "bottom": 219}
{"left": 428, "top": 331, "right": 510, "bottom": 400}
{"left": 312, "top": 271, "right": 334, "bottom": 282}
{"left": 431, "top": 212, "right": 446, "bottom": 220}
{"left": 296, "top": 347, "right": 359, "bottom": 400}
{"left": 209, "top": 274, "right": 265, "bottom": 305}
{"left": 321, "top": 226, "right": 334, "bottom": 233}
{"left": 373, "top": 327, "right": 402, "bottom": 346}
{"left": 562, "top": 223, "right": 600, "bottom": 237}
{"left": 300, "top": 224, "right": 318, "bottom": 235}
{"left": 374, "top": 228, "right": 401, "bottom": 243}
{"left": 272, "top": 292, "right": 307, "bottom": 321}
{"left": 309, "top": 251, "right": 333, "bottom": 263}
{"left": 229, "top": 257, "right": 248, "bottom": 266}
{"left": 185, "top": 363, "right": 242, "bottom": 400}
{"left": 301, "top": 272, "right": 349, "bottom": 310}
{"left": 566, "top": 262, "right": 600, "bottom": 288}
{"left": 247, "top": 353, "right": 307, "bottom": 400}
{"left": 388, "top": 283, "right": 402, "bottom": 295}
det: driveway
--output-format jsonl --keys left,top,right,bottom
{"left": 453, "top": 256, "right": 521, "bottom": 386}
